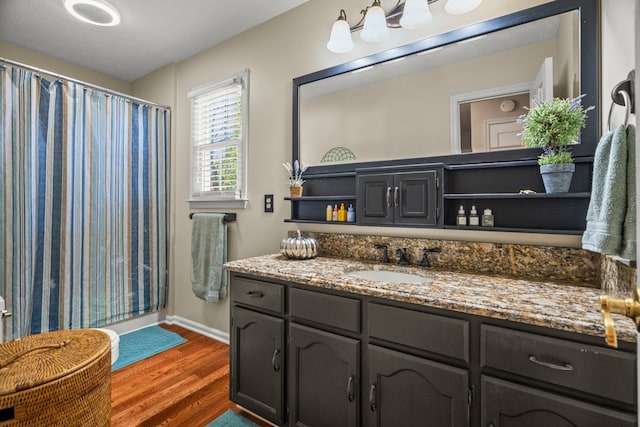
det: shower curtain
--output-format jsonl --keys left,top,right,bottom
{"left": 0, "top": 65, "right": 170, "bottom": 340}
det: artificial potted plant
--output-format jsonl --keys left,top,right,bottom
{"left": 519, "top": 94, "right": 593, "bottom": 193}
{"left": 283, "top": 160, "right": 307, "bottom": 198}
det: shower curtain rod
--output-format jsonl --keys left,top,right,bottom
{"left": 0, "top": 57, "right": 171, "bottom": 110}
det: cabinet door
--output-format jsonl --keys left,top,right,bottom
{"left": 230, "top": 307, "right": 285, "bottom": 425}
{"left": 357, "top": 174, "right": 394, "bottom": 225}
{"left": 367, "top": 344, "right": 469, "bottom": 427}
{"left": 482, "top": 376, "right": 637, "bottom": 427}
{"left": 395, "top": 171, "right": 439, "bottom": 226}
{"left": 289, "top": 323, "right": 360, "bottom": 427}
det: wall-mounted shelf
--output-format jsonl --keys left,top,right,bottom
{"left": 285, "top": 159, "right": 592, "bottom": 235}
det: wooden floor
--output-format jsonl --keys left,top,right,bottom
{"left": 111, "top": 324, "right": 271, "bottom": 427}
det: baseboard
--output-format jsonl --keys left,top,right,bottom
{"left": 165, "top": 315, "right": 230, "bottom": 344}
{"left": 105, "top": 311, "right": 167, "bottom": 335}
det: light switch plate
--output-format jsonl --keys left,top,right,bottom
{"left": 264, "top": 194, "right": 274, "bottom": 213}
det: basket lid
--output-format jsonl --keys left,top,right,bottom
{"left": 0, "top": 329, "right": 110, "bottom": 395}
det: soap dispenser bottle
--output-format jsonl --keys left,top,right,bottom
{"left": 332, "top": 204, "right": 338, "bottom": 221}
{"left": 326, "top": 204, "right": 333, "bottom": 221}
{"left": 456, "top": 205, "right": 467, "bottom": 226}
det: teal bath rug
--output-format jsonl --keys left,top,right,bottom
{"left": 112, "top": 325, "right": 187, "bottom": 371}
{"left": 206, "top": 410, "right": 259, "bottom": 427}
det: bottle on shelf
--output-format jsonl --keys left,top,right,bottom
{"left": 338, "top": 203, "right": 347, "bottom": 221}
{"left": 347, "top": 204, "right": 356, "bottom": 222}
{"left": 326, "top": 204, "right": 333, "bottom": 221}
{"left": 469, "top": 205, "right": 479, "bottom": 226}
{"left": 332, "top": 204, "right": 338, "bottom": 221}
{"left": 482, "top": 208, "right": 494, "bottom": 227}
{"left": 456, "top": 205, "right": 467, "bottom": 226}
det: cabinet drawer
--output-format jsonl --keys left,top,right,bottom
{"left": 481, "top": 325, "right": 636, "bottom": 405}
{"left": 482, "top": 376, "right": 636, "bottom": 426}
{"left": 290, "top": 287, "right": 361, "bottom": 333}
{"left": 368, "top": 303, "right": 469, "bottom": 362}
{"left": 232, "top": 276, "right": 284, "bottom": 314}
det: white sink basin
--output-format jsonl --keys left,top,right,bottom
{"left": 347, "top": 270, "right": 433, "bottom": 284}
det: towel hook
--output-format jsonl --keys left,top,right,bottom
{"left": 607, "top": 89, "right": 631, "bottom": 132}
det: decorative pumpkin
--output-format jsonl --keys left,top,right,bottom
{"left": 280, "top": 230, "right": 318, "bottom": 259}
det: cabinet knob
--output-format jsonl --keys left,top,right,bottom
{"left": 600, "top": 286, "right": 640, "bottom": 348}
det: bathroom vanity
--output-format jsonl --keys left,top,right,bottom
{"left": 225, "top": 255, "right": 637, "bottom": 427}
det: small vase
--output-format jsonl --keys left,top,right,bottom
{"left": 289, "top": 186, "right": 303, "bottom": 198}
{"left": 539, "top": 163, "right": 575, "bottom": 193}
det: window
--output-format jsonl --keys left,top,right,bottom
{"left": 188, "top": 69, "right": 249, "bottom": 208}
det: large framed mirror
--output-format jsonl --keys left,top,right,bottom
{"left": 293, "top": 0, "right": 599, "bottom": 171}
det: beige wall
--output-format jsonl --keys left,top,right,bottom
{"left": 1, "top": 0, "right": 634, "bottom": 335}
{"left": 0, "top": 41, "right": 131, "bottom": 94}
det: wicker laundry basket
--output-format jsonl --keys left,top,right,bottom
{"left": 0, "top": 329, "right": 111, "bottom": 426}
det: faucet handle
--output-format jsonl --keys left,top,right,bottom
{"left": 599, "top": 287, "right": 640, "bottom": 348}
{"left": 374, "top": 244, "right": 390, "bottom": 263}
{"left": 420, "top": 247, "right": 441, "bottom": 267}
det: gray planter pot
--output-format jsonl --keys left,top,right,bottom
{"left": 539, "top": 163, "right": 575, "bottom": 193}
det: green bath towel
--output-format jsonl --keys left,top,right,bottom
{"left": 582, "top": 125, "right": 636, "bottom": 258}
{"left": 191, "top": 213, "right": 227, "bottom": 303}
{"left": 620, "top": 125, "right": 636, "bottom": 259}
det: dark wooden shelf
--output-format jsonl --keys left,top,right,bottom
{"left": 443, "top": 225, "right": 583, "bottom": 235}
{"left": 443, "top": 192, "right": 591, "bottom": 200}
{"left": 285, "top": 195, "right": 356, "bottom": 201}
{"left": 284, "top": 219, "right": 355, "bottom": 225}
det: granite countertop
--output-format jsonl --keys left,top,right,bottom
{"left": 224, "top": 254, "right": 637, "bottom": 344}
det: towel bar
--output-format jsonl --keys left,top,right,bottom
{"left": 189, "top": 212, "right": 236, "bottom": 222}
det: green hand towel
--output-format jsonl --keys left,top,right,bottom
{"left": 620, "top": 125, "right": 636, "bottom": 259}
{"left": 191, "top": 213, "right": 227, "bottom": 303}
{"left": 582, "top": 125, "right": 629, "bottom": 255}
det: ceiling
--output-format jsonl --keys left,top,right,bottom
{"left": 0, "top": 0, "right": 308, "bottom": 82}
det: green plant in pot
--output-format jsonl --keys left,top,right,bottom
{"left": 519, "top": 95, "right": 593, "bottom": 193}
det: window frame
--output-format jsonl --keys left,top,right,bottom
{"left": 188, "top": 68, "right": 249, "bottom": 209}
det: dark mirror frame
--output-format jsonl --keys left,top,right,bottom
{"left": 292, "top": 0, "right": 599, "bottom": 173}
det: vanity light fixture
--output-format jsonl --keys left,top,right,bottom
{"left": 327, "top": 0, "right": 482, "bottom": 53}
{"left": 63, "top": 0, "right": 121, "bottom": 27}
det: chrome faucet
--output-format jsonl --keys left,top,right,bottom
{"left": 420, "top": 247, "right": 441, "bottom": 267}
{"left": 395, "top": 248, "right": 410, "bottom": 265}
{"left": 374, "top": 244, "right": 390, "bottom": 263}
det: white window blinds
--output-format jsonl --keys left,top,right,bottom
{"left": 189, "top": 69, "right": 249, "bottom": 205}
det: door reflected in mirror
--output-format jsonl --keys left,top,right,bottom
{"left": 299, "top": 10, "right": 579, "bottom": 166}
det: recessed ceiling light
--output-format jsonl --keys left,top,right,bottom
{"left": 63, "top": 0, "right": 121, "bottom": 27}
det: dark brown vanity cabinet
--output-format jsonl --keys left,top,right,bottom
{"left": 356, "top": 166, "right": 442, "bottom": 227}
{"left": 230, "top": 277, "right": 286, "bottom": 425}
{"left": 288, "top": 324, "right": 360, "bottom": 427}
{"left": 480, "top": 325, "right": 637, "bottom": 426}
{"left": 229, "top": 273, "right": 637, "bottom": 427}
{"left": 367, "top": 344, "right": 469, "bottom": 427}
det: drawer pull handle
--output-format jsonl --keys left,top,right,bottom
{"left": 528, "top": 355, "right": 573, "bottom": 371}
{"left": 272, "top": 348, "right": 280, "bottom": 372}
{"left": 369, "top": 384, "right": 377, "bottom": 412}
{"left": 393, "top": 186, "right": 399, "bottom": 207}
{"left": 246, "top": 291, "right": 264, "bottom": 299}
{"left": 347, "top": 375, "right": 355, "bottom": 402}
{"left": 386, "top": 187, "right": 392, "bottom": 208}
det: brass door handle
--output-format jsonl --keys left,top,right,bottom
{"left": 599, "top": 287, "right": 640, "bottom": 348}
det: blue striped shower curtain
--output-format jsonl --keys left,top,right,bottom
{"left": 0, "top": 65, "right": 170, "bottom": 340}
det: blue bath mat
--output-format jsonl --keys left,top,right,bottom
{"left": 206, "top": 410, "right": 259, "bottom": 427}
{"left": 112, "top": 325, "right": 187, "bottom": 371}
